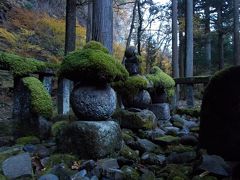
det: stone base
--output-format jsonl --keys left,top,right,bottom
{"left": 57, "top": 121, "right": 122, "bottom": 159}
{"left": 147, "top": 103, "right": 171, "bottom": 121}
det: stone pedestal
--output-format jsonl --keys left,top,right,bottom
{"left": 58, "top": 121, "right": 122, "bottom": 159}
{"left": 58, "top": 83, "right": 122, "bottom": 159}
{"left": 147, "top": 103, "right": 171, "bottom": 121}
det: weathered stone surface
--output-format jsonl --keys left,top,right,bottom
{"left": 166, "top": 151, "right": 197, "bottom": 164}
{"left": 123, "top": 90, "right": 151, "bottom": 108}
{"left": 113, "top": 108, "right": 157, "bottom": 130}
{"left": 198, "top": 155, "right": 231, "bottom": 176}
{"left": 141, "top": 152, "right": 166, "bottom": 166}
{"left": 70, "top": 84, "right": 116, "bottom": 120}
{"left": 147, "top": 103, "right": 171, "bottom": 121}
{"left": 2, "top": 153, "right": 32, "bottom": 179}
{"left": 200, "top": 66, "right": 240, "bottom": 160}
{"left": 57, "top": 121, "right": 122, "bottom": 159}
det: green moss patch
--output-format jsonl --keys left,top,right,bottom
{"left": 146, "top": 66, "right": 175, "bottom": 97}
{"left": 176, "top": 108, "right": 200, "bottom": 117}
{"left": 16, "top": 136, "right": 40, "bottom": 145}
{"left": 0, "top": 52, "right": 58, "bottom": 77}
{"left": 83, "top": 40, "right": 109, "bottom": 54}
{"left": 51, "top": 121, "right": 69, "bottom": 137}
{"left": 59, "top": 48, "right": 128, "bottom": 83}
{"left": 22, "top": 77, "right": 53, "bottom": 118}
{"left": 113, "top": 75, "right": 148, "bottom": 95}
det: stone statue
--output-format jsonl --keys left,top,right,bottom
{"left": 123, "top": 46, "right": 140, "bottom": 75}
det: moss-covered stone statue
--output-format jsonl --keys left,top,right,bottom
{"left": 122, "top": 46, "right": 140, "bottom": 76}
{"left": 146, "top": 66, "right": 175, "bottom": 121}
{"left": 58, "top": 41, "right": 128, "bottom": 159}
{"left": 200, "top": 66, "right": 240, "bottom": 160}
{"left": 0, "top": 52, "right": 55, "bottom": 139}
{"left": 115, "top": 46, "right": 152, "bottom": 108}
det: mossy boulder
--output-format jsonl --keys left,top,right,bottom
{"left": 59, "top": 42, "right": 128, "bottom": 83}
{"left": 0, "top": 52, "right": 58, "bottom": 77}
{"left": 146, "top": 66, "right": 175, "bottom": 99}
{"left": 200, "top": 66, "right": 240, "bottom": 160}
{"left": 22, "top": 77, "right": 53, "bottom": 118}
{"left": 16, "top": 136, "right": 40, "bottom": 145}
{"left": 113, "top": 108, "right": 157, "bottom": 130}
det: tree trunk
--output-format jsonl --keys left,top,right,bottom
{"left": 126, "top": 0, "right": 138, "bottom": 48}
{"left": 86, "top": 1, "right": 93, "bottom": 42}
{"left": 92, "top": 0, "right": 113, "bottom": 54}
{"left": 172, "top": 0, "right": 179, "bottom": 108}
{"left": 58, "top": 0, "right": 76, "bottom": 115}
{"left": 234, "top": 0, "right": 240, "bottom": 65}
{"left": 185, "top": 0, "right": 194, "bottom": 107}
{"left": 64, "top": 0, "right": 76, "bottom": 54}
{"left": 172, "top": 0, "right": 179, "bottom": 78}
{"left": 205, "top": 5, "right": 211, "bottom": 74}
{"left": 217, "top": 5, "right": 224, "bottom": 70}
{"left": 137, "top": 0, "right": 143, "bottom": 55}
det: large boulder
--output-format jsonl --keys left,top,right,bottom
{"left": 57, "top": 121, "right": 122, "bottom": 159}
{"left": 200, "top": 66, "right": 240, "bottom": 160}
{"left": 113, "top": 108, "right": 157, "bottom": 130}
{"left": 71, "top": 84, "right": 117, "bottom": 120}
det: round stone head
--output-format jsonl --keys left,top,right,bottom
{"left": 123, "top": 46, "right": 140, "bottom": 75}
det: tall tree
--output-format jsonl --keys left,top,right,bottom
{"left": 234, "top": 0, "right": 240, "bottom": 65}
{"left": 204, "top": 2, "right": 211, "bottom": 74}
{"left": 172, "top": 0, "right": 179, "bottom": 79}
{"left": 58, "top": 0, "right": 76, "bottom": 115}
{"left": 86, "top": 0, "right": 93, "bottom": 42}
{"left": 92, "top": 0, "right": 113, "bottom": 53}
{"left": 172, "top": 0, "right": 179, "bottom": 107}
{"left": 217, "top": 3, "right": 224, "bottom": 69}
{"left": 126, "top": 0, "right": 138, "bottom": 49}
{"left": 137, "top": 0, "right": 143, "bottom": 55}
{"left": 185, "top": 0, "right": 194, "bottom": 107}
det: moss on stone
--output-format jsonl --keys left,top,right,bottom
{"left": 22, "top": 77, "right": 53, "bottom": 118}
{"left": 113, "top": 75, "right": 148, "bottom": 95}
{"left": 59, "top": 48, "right": 128, "bottom": 83}
{"left": 176, "top": 108, "right": 200, "bottom": 117}
{"left": 51, "top": 121, "right": 69, "bottom": 137}
{"left": 146, "top": 66, "right": 175, "bottom": 98}
{"left": 0, "top": 52, "right": 58, "bottom": 77}
{"left": 120, "top": 145, "right": 139, "bottom": 161}
{"left": 0, "top": 174, "right": 6, "bottom": 180}
{"left": 155, "top": 135, "right": 180, "bottom": 145}
{"left": 16, "top": 136, "right": 40, "bottom": 145}
{"left": 121, "top": 165, "right": 140, "bottom": 180}
{"left": 83, "top": 40, "right": 109, "bottom": 54}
